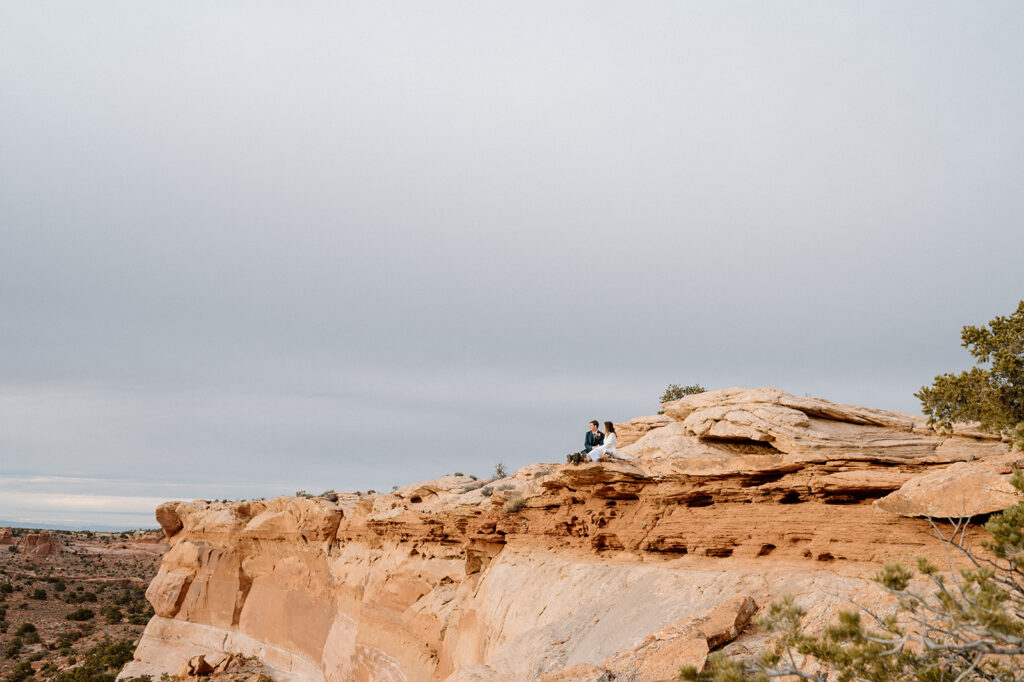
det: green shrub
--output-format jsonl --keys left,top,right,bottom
{"left": 101, "top": 605, "right": 122, "bottom": 624}
{"left": 56, "top": 629, "right": 84, "bottom": 648}
{"left": 4, "top": 636, "right": 23, "bottom": 659}
{"left": 65, "top": 608, "right": 95, "bottom": 622}
{"left": 659, "top": 383, "right": 706, "bottom": 404}
{"left": 30, "top": 588, "right": 47, "bottom": 600}
{"left": 14, "top": 623, "right": 35, "bottom": 636}
{"left": 7, "top": 660, "right": 34, "bottom": 682}
{"left": 51, "top": 639, "right": 135, "bottom": 682}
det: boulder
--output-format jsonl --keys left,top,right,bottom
{"left": 615, "top": 415, "right": 673, "bottom": 447}
{"left": 174, "top": 655, "right": 214, "bottom": 677}
{"left": 659, "top": 387, "right": 1007, "bottom": 463}
{"left": 618, "top": 422, "right": 741, "bottom": 460}
{"left": 874, "top": 455, "right": 1024, "bottom": 518}
{"left": 601, "top": 596, "right": 757, "bottom": 680}
{"left": 156, "top": 502, "right": 185, "bottom": 538}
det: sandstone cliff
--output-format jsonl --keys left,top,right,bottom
{"left": 123, "top": 388, "right": 1020, "bottom": 682}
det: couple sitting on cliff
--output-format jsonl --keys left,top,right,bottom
{"left": 566, "top": 420, "right": 620, "bottom": 465}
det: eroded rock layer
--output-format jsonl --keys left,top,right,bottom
{"left": 124, "top": 388, "right": 1020, "bottom": 682}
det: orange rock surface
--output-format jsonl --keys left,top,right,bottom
{"left": 122, "top": 388, "right": 1019, "bottom": 681}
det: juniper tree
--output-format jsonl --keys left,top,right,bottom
{"left": 916, "top": 300, "right": 1024, "bottom": 450}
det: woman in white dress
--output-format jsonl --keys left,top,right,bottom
{"left": 589, "top": 421, "right": 618, "bottom": 461}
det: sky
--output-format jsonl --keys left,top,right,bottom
{"left": 1, "top": 1, "right": 1023, "bottom": 529}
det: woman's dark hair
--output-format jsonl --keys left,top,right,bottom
{"left": 604, "top": 421, "right": 615, "bottom": 434}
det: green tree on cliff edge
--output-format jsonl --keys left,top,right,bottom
{"left": 916, "top": 300, "right": 1024, "bottom": 451}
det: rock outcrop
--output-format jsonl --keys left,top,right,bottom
{"left": 874, "top": 453, "right": 1024, "bottom": 518}
{"left": 123, "top": 388, "right": 1021, "bottom": 682}
{"left": 0, "top": 527, "right": 14, "bottom": 545}
{"left": 19, "top": 530, "right": 60, "bottom": 557}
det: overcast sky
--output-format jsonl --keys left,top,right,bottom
{"left": 2, "top": 1, "right": 1023, "bottom": 529}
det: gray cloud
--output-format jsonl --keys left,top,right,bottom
{"left": 1, "top": 1, "right": 1023, "bottom": 527}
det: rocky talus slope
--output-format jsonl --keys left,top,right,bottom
{"left": 122, "top": 388, "right": 1021, "bottom": 682}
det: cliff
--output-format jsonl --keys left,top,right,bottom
{"left": 122, "top": 388, "right": 1020, "bottom": 681}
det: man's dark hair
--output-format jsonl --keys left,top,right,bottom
{"left": 589, "top": 420, "right": 599, "bottom": 428}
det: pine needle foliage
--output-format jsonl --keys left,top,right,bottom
{"left": 916, "top": 300, "right": 1024, "bottom": 450}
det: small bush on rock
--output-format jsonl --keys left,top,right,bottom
{"left": 660, "top": 383, "right": 706, "bottom": 405}
{"left": 502, "top": 495, "right": 526, "bottom": 514}
{"left": 460, "top": 479, "right": 493, "bottom": 494}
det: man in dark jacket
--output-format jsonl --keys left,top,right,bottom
{"left": 584, "top": 420, "right": 604, "bottom": 453}
{"left": 567, "top": 420, "right": 605, "bottom": 465}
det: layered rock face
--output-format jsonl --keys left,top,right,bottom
{"left": 124, "top": 388, "right": 1020, "bottom": 682}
